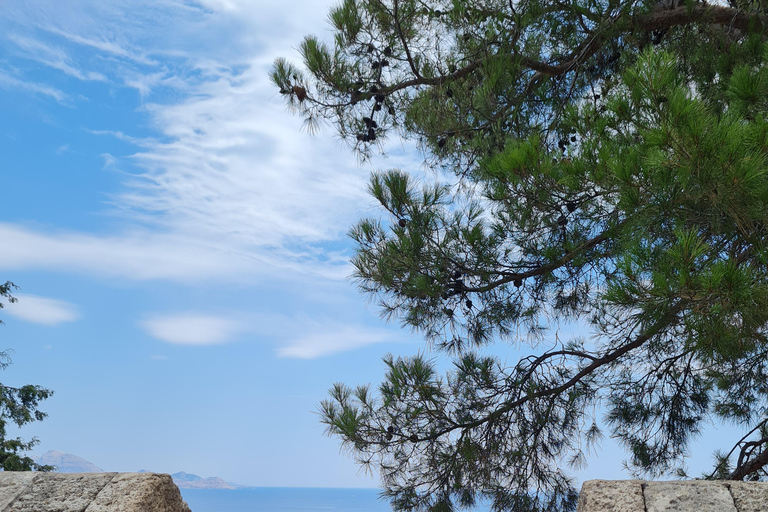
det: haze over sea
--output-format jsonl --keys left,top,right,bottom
{"left": 179, "top": 487, "right": 392, "bottom": 512}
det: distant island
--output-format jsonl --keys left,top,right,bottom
{"left": 33, "top": 450, "right": 239, "bottom": 489}
{"left": 159, "top": 471, "right": 236, "bottom": 490}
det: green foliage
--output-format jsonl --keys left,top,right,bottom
{"left": 0, "top": 282, "right": 53, "bottom": 472}
{"left": 277, "top": 1, "right": 768, "bottom": 511}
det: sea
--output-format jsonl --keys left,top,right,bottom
{"left": 179, "top": 487, "right": 394, "bottom": 512}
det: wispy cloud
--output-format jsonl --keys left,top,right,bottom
{"left": 139, "top": 309, "right": 408, "bottom": 357}
{"left": 7, "top": 34, "right": 107, "bottom": 81}
{"left": 141, "top": 313, "right": 245, "bottom": 346}
{"left": 3, "top": 294, "right": 80, "bottom": 326}
{"left": 100, "top": 153, "right": 118, "bottom": 169}
{"left": 0, "top": 71, "right": 67, "bottom": 102}
{"left": 251, "top": 313, "right": 409, "bottom": 358}
{"left": 277, "top": 325, "right": 400, "bottom": 359}
{"left": 0, "top": 222, "right": 349, "bottom": 283}
{"left": 118, "top": 66, "right": 371, "bottom": 250}
{"left": 0, "top": 0, "right": 378, "bottom": 285}
{"left": 90, "top": 130, "right": 157, "bottom": 147}
{"left": 122, "top": 71, "right": 167, "bottom": 98}
{"left": 45, "top": 27, "right": 157, "bottom": 66}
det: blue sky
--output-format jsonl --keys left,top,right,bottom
{"left": 0, "top": 0, "right": 745, "bottom": 489}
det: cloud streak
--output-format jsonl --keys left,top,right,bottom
{"left": 4, "top": 294, "right": 80, "bottom": 326}
{"left": 277, "top": 325, "right": 400, "bottom": 359}
{"left": 7, "top": 34, "right": 106, "bottom": 81}
{"left": 140, "top": 310, "right": 408, "bottom": 357}
{"left": 45, "top": 27, "right": 158, "bottom": 66}
{"left": 141, "top": 313, "right": 244, "bottom": 346}
{"left": 0, "top": 222, "right": 350, "bottom": 283}
{"left": 121, "top": 67, "right": 370, "bottom": 249}
{"left": 0, "top": 71, "right": 67, "bottom": 102}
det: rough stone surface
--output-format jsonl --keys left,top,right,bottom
{"left": 726, "top": 481, "right": 768, "bottom": 512}
{"left": 579, "top": 480, "right": 768, "bottom": 511}
{"left": 0, "top": 472, "right": 191, "bottom": 512}
{"left": 8, "top": 473, "right": 118, "bottom": 512}
{"left": 0, "top": 472, "right": 37, "bottom": 511}
{"left": 644, "top": 480, "right": 736, "bottom": 512}
{"left": 85, "top": 473, "right": 191, "bottom": 512}
{"left": 576, "top": 480, "right": 645, "bottom": 512}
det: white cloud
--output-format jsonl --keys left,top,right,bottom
{"left": 0, "top": 71, "right": 67, "bottom": 102}
{"left": 7, "top": 34, "right": 106, "bottom": 81}
{"left": 141, "top": 313, "right": 244, "bottom": 346}
{"left": 277, "top": 326, "right": 399, "bottom": 359}
{"left": 118, "top": 67, "right": 371, "bottom": 250}
{"left": 0, "top": 0, "right": 422, "bottom": 371}
{"left": 45, "top": 27, "right": 157, "bottom": 66}
{"left": 90, "top": 130, "right": 156, "bottom": 147}
{"left": 3, "top": 294, "right": 80, "bottom": 326}
{"left": 100, "top": 153, "right": 118, "bottom": 169}
{"left": 139, "top": 309, "right": 408, "bottom": 357}
{"left": 123, "top": 71, "right": 166, "bottom": 98}
{"left": 257, "top": 314, "right": 410, "bottom": 359}
{"left": 0, "top": 0, "right": 379, "bottom": 286}
{"left": 0, "top": 222, "right": 350, "bottom": 283}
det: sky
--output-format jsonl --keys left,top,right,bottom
{"left": 0, "top": 0, "right": 746, "bottom": 490}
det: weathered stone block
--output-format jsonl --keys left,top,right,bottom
{"left": 576, "top": 480, "right": 645, "bottom": 512}
{"left": 0, "top": 471, "right": 37, "bottom": 510}
{"left": 0, "top": 471, "right": 191, "bottom": 511}
{"left": 579, "top": 479, "right": 768, "bottom": 511}
{"left": 643, "top": 480, "right": 736, "bottom": 512}
{"left": 8, "top": 472, "right": 118, "bottom": 512}
{"left": 726, "top": 481, "right": 768, "bottom": 512}
{"left": 85, "top": 473, "right": 191, "bottom": 512}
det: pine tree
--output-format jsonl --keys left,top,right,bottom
{"left": 274, "top": 1, "right": 768, "bottom": 510}
{"left": 0, "top": 282, "right": 54, "bottom": 472}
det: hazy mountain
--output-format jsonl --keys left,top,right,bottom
{"left": 37, "top": 451, "right": 237, "bottom": 489}
{"left": 170, "top": 472, "right": 235, "bottom": 489}
{"left": 137, "top": 469, "right": 237, "bottom": 489}
{"left": 34, "top": 451, "right": 105, "bottom": 473}
{"left": 170, "top": 471, "right": 203, "bottom": 482}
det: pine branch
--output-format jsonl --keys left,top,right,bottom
{"left": 730, "top": 442, "right": 768, "bottom": 480}
{"left": 329, "top": 3, "right": 767, "bottom": 106}
{"left": 422, "top": 302, "right": 684, "bottom": 440}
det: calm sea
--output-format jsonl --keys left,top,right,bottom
{"left": 179, "top": 487, "right": 393, "bottom": 512}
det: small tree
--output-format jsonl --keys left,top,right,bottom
{"left": 275, "top": 1, "right": 768, "bottom": 510}
{"left": 0, "top": 281, "right": 53, "bottom": 472}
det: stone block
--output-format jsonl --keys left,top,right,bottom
{"left": 726, "top": 481, "right": 768, "bottom": 512}
{"left": 85, "top": 473, "right": 191, "bottom": 512}
{"left": 578, "top": 479, "right": 768, "bottom": 512}
{"left": 7, "top": 472, "right": 118, "bottom": 512}
{"left": 0, "top": 471, "right": 37, "bottom": 510}
{"left": 577, "top": 480, "right": 645, "bottom": 512}
{"left": 643, "top": 480, "right": 736, "bottom": 512}
{"left": 0, "top": 471, "right": 191, "bottom": 511}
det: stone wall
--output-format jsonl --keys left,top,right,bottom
{"left": 0, "top": 472, "right": 191, "bottom": 512}
{"left": 578, "top": 479, "right": 768, "bottom": 512}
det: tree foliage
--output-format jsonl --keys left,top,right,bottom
{"left": 275, "top": 0, "right": 768, "bottom": 510}
{"left": 0, "top": 282, "right": 54, "bottom": 472}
